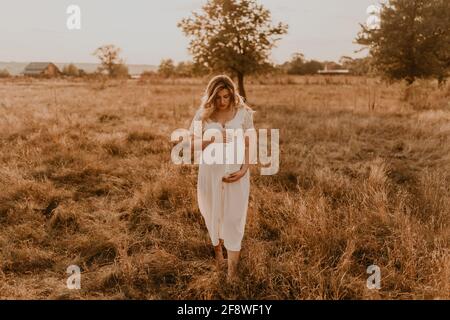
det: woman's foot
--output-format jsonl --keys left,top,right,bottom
{"left": 226, "top": 250, "right": 240, "bottom": 281}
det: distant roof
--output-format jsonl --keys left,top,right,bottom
{"left": 23, "top": 62, "right": 58, "bottom": 75}
{"left": 318, "top": 69, "right": 350, "bottom": 74}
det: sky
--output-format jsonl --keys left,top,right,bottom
{"left": 0, "top": 0, "right": 377, "bottom": 65}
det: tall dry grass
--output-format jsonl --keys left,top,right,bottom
{"left": 0, "top": 76, "right": 448, "bottom": 299}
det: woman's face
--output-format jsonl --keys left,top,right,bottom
{"left": 215, "top": 88, "right": 232, "bottom": 110}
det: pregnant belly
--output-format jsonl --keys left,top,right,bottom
{"left": 201, "top": 141, "right": 244, "bottom": 175}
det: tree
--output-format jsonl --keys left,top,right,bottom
{"left": 340, "top": 56, "right": 373, "bottom": 76}
{"left": 62, "top": 63, "right": 80, "bottom": 77}
{"left": 286, "top": 52, "right": 305, "bottom": 75}
{"left": 283, "top": 53, "right": 324, "bottom": 75}
{"left": 301, "top": 60, "right": 324, "bottom": 75}
{"left": 158, "top": 59, "right": 176, "bottom": 78}
{"left": 190, "top": 61, "right": 210, "bottom": 77}
{"left": 175, "top": 61, "right": 191, "bottom": 77}
{"left": 174, "top": 61, "right": 210, "bottom": 77}
{"left": 110, "top": 63, "right": 129, "bottom": 78}
{"left": 178, "top": 0, "right": 288, "bottom": 99}
{"left": 157, "top": 59, "right": 210, "bottom": 78}
{"left": 141, "top": 70, "right": 158, "bottom": 79}
{"left": 92, "top": 44, "right": 128, "bottom": 78}
{"left": 427, "top": 0, "right": 450, "bottom": 85}
{"left": 357, "top": 0, "right": 450, "bottom": 85}
{"left": 0, "top": 69, "right": 10, "bottom": 78}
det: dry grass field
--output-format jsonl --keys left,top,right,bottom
{"left": 0, "top": 75, "right": 448, "bottom": 299}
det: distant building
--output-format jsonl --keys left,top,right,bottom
{"left": 23, "top": 62, "right": 61, "bottom": 77}
{"left": 318, "top": 64, "right": 350, "bottom": 75}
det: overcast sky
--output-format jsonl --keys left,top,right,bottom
{"left": 0, "top": 0, "right": 377, "bottom": 64}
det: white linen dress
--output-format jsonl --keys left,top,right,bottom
{"left": 189, "top": 106, "right": 255, "bottom": 251}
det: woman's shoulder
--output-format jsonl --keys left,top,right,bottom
{"left": 238, "top": 103, "right": 255, "bottom": 115}
{"left": 240, "top": 105, "right": 255, "bottom": 123}
{"left": 193, "top": 107, "right": 205, "bottom": 119}
{"left": 237, "top": 104, "right": 255, "bottom": 129}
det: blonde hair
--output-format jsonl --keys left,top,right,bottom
{"left": 199, "top": 75, "right": 250, "bottom": 121}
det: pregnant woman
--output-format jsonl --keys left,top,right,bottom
{"left": 189, "top": 75, "right": 255, "bottom": 281}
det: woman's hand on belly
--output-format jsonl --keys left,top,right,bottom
{"left": 222, "top": 167, "right": 248, "bottom": 183}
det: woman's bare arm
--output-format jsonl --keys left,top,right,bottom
{"left": 222, "top": 135, "right": 251, "bottom": 183}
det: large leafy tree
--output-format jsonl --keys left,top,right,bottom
{"left": 178, "top": 0, "right": 288, "bottom": 99}
{"left": 357, "top": 0, "right": 450, "bottom": 85}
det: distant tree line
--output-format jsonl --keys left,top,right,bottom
{"left": 151, "top": 59, "right": 210, "bottom": 78}
{"left": 60, "top": 44, "right": 130, "bottom": 79}
{"left": 276, "top": 53, "right": 373, "bottom": 76}
{"left": 59, "top": 52, "right": 375, "bottom": 80}
{"left": 281, "top": 53, "right": 324, "bottom": 75}
{"left": 152, "top": 54, "right": 375, "bottom": 78}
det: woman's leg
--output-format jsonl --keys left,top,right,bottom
{"left": 227, "top": 250, "right": 240, "bottom": 280}
{"left": 214, "top": 239, "right": 225, "bottom": 268}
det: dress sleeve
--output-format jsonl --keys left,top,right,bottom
{"left": 189, "top": 108, "right": 204, "bottom": 138}
{"left": 242, "top": 107, "right": 256, "bottom": 130}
